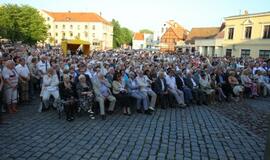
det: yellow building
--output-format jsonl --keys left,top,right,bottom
{"left": 39, "top": 10, "right": 113, "bottom": 50}
{"left": 223, "top": 11, "right": 270, "bottom": 58}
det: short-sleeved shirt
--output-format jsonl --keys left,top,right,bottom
{"left": 2, "top": 67, "right": 19, "bottom": 88}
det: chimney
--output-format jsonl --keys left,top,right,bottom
{"left": 100, "top": 12, "right": 102, "bottom": 17}
{"left": 68, "top": 10, "right": 71, "bottom": 13}
{"left": 244, "top": 10, "right": 248, "bottom": 15}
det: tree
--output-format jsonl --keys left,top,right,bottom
{"left": 140, "top": 29, "right": 154, "bottom": 34}
{"left": 0, "top": 4, "right": 48, "bottom": 44}
{"left": 112, "top": 19, "right": 133, "bottom": 48}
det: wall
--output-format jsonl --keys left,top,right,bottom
{"left": 223, "top": 13, "right": 270, "bottom": 57}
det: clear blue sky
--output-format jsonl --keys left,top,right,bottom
{"left": 1, "top": 0, "right": 270, "bottom": 32}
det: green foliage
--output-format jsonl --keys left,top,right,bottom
{"left": 112, "top": 19, "right": 133, "bottom": 48}
{"left": 140, "top": 29, "right": 154, "bottom": 34}
{"left": 0, "top": 4, "right": 48, "bottom": 44}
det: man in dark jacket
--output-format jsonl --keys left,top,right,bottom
{"left": 154, "top": 71, "right": 169, "bottom": 109}
{"left": 184, "top": 71, "right": 205, "bottom": 105}
{"left": 175, "top": 70, "right": 193, "bottom": 105}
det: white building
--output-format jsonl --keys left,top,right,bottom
{"left": 40, "top": 10, "right": 113, "bottom": 50}
{"left": 132, "top": 32, "right": 145, "bottom": 49}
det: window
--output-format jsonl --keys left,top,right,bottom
{"left": 245, "top": 26, "right": 252, "bottom": 39}
{"left": 85, "top": 32, "right": 88, "bottom": 38}
{"left": 70, "top": 32, "right": 73, "bottom": 37}
{"left": 259, "top": 50, "right": 270, "bottom": 59}
{"left": 55, "top": 25, "right": 58, "bottom": 29}
{"left": 48, "top": 33, "right": 51, "bottom": 36}
{"left": 55, "top": 33, "right": 58, "bottom": 37}
{"left": 92, "top": 25, "right": 95, "bottom": 30}
{"left": 77, "top": 33, "right": 80, "bottom": 38}
{"left": 55, "top": 40, "right": 58, "bottom": 44}
{"left": 85, "top": 25, "right": 88, "bottom": 29}
{"left": 70, "top": 25, "right": 73, "bottom": 29}
{"left": 77, "top": 25, "right": 80, "bottom": 30}
{"left": 62, "top": 32, "right": 65, "bottom": 37}
{"left": 226, "top": 49, "right": 232, "bottom": 57}
{"left": 48, "top": 25, "right": 51, "bottom": 29}
{"left": 47, "top": 17, "right": 50, "bottom": 21}
{"left": 228, "top": 28, "right": 234, "bottom": 39}
{"left": 241, "top": 49, "right": 250, "bottom": 57}
{"left": 263, "top": 25, "right": 270, "bottom": 39}
{"left": 92, "top": 33, "right": 95, "bottom": 38}
{"left": 62, "top": 25, "right": 65, "bottom": 29}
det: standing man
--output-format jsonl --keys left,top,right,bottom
{"left": 15, "top": 58, "right": 30, "bottom": 103}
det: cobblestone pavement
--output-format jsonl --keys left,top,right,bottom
{"left": 208, "top": 98, "right": 270, "bottom": 140}
{"left": 0, "top": 100, "right": 266, "bottom": 160}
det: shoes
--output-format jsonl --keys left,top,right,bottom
{"left": 107, "top": 111, "right": 113, "bottom": 115}
{"left": 137, "top": 109, "right": 143, "bottom": 114}
{"left": 145, "top": 110, "right": 152, "bottom": 115}
{"left": 148, "top": 107, "right": 155, "bottom": 111}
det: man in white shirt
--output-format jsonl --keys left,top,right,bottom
{"left": 165, "top": 69, "right": 186, "bottom": 107}
{"left": 15, "top": 58, "right": 30, "bottom": 102}
{"left": 136, "top": 70, "right": 157, "bottom": 111}
{"left": 36, "top": 55, "right": 51, "bottom": 77}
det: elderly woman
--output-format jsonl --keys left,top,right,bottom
{"left": 40, "top": 68, "right": 60, "bottom": 111}
{"left": 59, "top": 74, "right": 77, "bottom": 121}
{"left": 76, "top": 74, "right": 95, "bottom": 119}
{"left": 240, "top": 69, "right": 258, "bottom": 97}
{"left": 199, "top": 71, "right": 215, "bottom": 105}
{"left": 228, "top": 71, "right": 244, "bottom": 101}
{"left": 2, "top": 60, "right": 19, "bottom": 113}
{"left": 112, "top": 72, "right": 132, "bottom": 115}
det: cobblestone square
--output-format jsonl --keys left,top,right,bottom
{"left": 0, "top": 99, "right": 267, "bottom": 160}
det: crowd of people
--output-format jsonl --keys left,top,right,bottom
{"left": 1, "top": 43, "right": 270, "bottom": 123}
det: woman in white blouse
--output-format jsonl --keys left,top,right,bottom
{"left": 40, "top": 68, "right": 59, "bottom": 111}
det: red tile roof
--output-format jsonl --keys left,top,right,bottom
{"left": 43, "top": 10, "right": 111, "bottom": 25}
{"left": 134, "top": 33, "right": 144, "bottom": 41}
{"left": 186, "top": 27, "right": 221, "bottom": 44}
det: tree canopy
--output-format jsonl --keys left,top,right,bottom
{"left": 0, "top": 4, "right": 48, "bottom": 44}
{"left": 140, "top": 29, "right": 154, "bottom": 34}
{"left": 112, "top": 19, "right": 133, "bottom": 48}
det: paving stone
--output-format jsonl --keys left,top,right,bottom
{"left": 0, "top": 99, "right": 267, "bottom": 160}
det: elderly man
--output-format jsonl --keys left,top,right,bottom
{"left": 2, "top": 60, "right": 19, "bottom": 113}
{"left": 36, "top": 55, "right": 51, "bottom": 81}
{"left": 92, "top": 73, "right": 116, "bottom": 120}
{"left": 136, "top": 69, "right": 157, "bottom": 111}
{"left": 15, "top": 58, "right": 30, "bottom": 103}
{"left": 165, "top": 69, "right": 186, "bottom": 107}
{"left": 154, "top": 71, "right": 170, "bottom": 109}
{"left": 175, "top": 70, "right": 193, "bottom": 106}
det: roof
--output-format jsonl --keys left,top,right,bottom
{"left": 225, "top": 11, "right": 270, "bottom": 20}
{"left": 133, "top": 33, "right": 144, "bottom": 41}
{"left": 186, "top": 27, "right": 221, "bottom": 44}
{"left": 43, "top": 10, "right": 111, "bottom": 25}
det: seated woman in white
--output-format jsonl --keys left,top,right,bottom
{"left": 40, "top": 68, "right": 60, "bottom": 111}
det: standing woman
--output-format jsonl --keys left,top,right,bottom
{"left": 112, "top": 72, "right": 132, "bottom": 115}
{"left": 2, "top": 60, "right": 19, "bottom": 113}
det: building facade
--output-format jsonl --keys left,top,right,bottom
{"left": 160, "top": 23, "right": 188, "bottom": 52}
{"left": 40, "top": 10, "right": 113, "bottom": 50}
{"left": 132, "top": 32, "right": 145, "bottom": 49}
{"left": 223, "top": 11, "right": 270, "bottom": 58}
